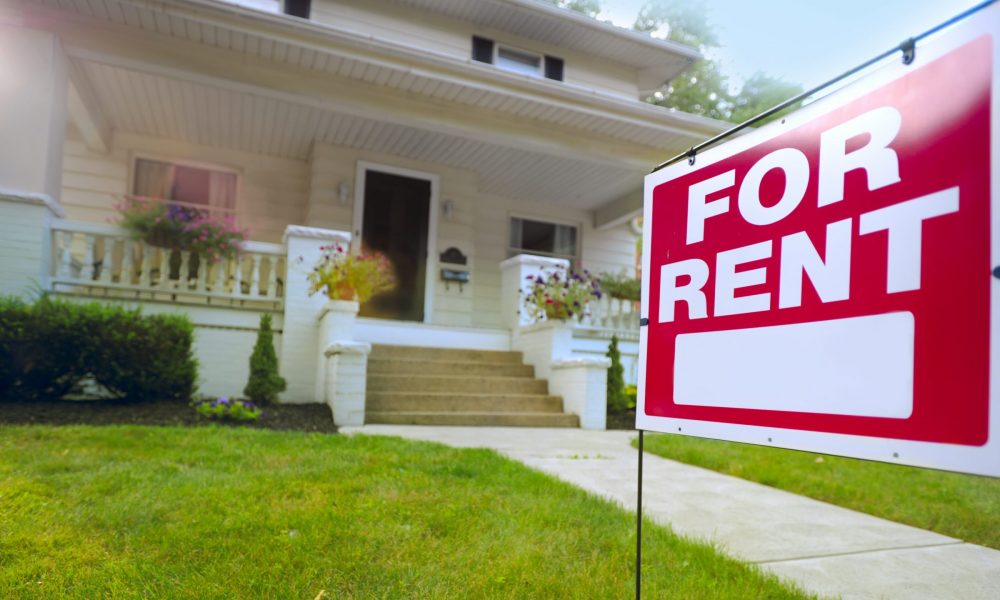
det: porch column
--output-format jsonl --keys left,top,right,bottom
{"left": 0, "top": 27, "right": 68, "bottom": 201}
{"left": 499, "top": 254, "right": 569, "bottom": 329}
{"left": 0, "top": 27, "right": 69, "bottom": 296}
{"left": 280, "top": 225, "right": 351, "bottom": 403}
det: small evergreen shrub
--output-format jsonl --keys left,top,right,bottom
{"left": 243, "top": 314, "right": 286, "bottom": 405}
{"left": 0, "top": 296, "right": 197, "bottom": 402}
{"left": 606, "top": 335, "right": 629, "bottom": 414}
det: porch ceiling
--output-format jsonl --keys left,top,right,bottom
{"left": 78, "top": 59, "right": 643, "bottom": 208}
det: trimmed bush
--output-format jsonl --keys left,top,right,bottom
{"left": 243, "top": 313, "right": 286, "bottom": 405}
{"left": 606, "top": 335, "right": 629, "bottom": 414}
{"left": 0, "top": 296, "right": 197, "bottom": 402}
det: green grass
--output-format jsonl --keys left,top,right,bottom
{"left": 639, "top": 433, "right": 1000, "bottom": 550}
{"left": 0, "top": 425, "right": 812, "bottom": 599}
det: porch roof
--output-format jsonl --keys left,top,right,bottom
{"left": 21, "top": 0, "right": 728, "bottom": 219}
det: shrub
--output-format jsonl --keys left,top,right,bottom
{"left": 522, "top": 270, "right": 602, "bottom": 323}
{"left": 243, "top": 313, "right": 286, "bottom": 405}
{"left": 624, "top": 384, "right": 638, "bottom": 410}
{"left": 606, "top": 336, "right": 629, "bottom": 414}
{"left": 0, "top": 296, "right": 197, "bottom": 402}
{"left": 192, "top": 396, "right": 261, "bottom": 421}
{"left": 599, "top": 271, "right": 640, "bottom": 302}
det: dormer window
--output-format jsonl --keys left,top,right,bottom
{"left": 496, "top": 46, "right": 541, "bottom": 77}
{"left": 472, "top": 36, "right": 564, "bottom": 82}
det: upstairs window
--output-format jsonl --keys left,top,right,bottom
{"left": 509, "top": 216, "right": 579, "bottom": 262}
{"left": 496, "top": 46, "right": 542, "bottom": 77}
{"left": 472, "top": 36, "right": 564, "bottom": 82}
{"left": 132, "top": 157, "right": 238, "bottom": 218}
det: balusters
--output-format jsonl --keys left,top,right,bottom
{"left": 195, "top": 255, "right": 208, "bottom": 292}
{"left": 265, "top": 257, "right": 278, "bottom": 299}
{"left": 178, "top": 251, "right": 191, "bottom": 289}
{"left": 58, "top": 231, "right": 73, "bottom": 279}
{"left": 121, "top": 239, "right": 134, "bottom": 286}
{"left": 82, "top": 234, "right": 96, "bottom": 280}
{"left": 99, "top": 237, "right": 114, "bottom": 284}
{"left": 139, "top": 244, "right": 152, "bottom": 287}
{"left": 250, "top": 255, "right": 262, "bottom": 296}
{"left": 214, "top": 257, "right": 227, "bottom": 293}
{"left": 232, "top": 255, "right": 243, "bottom": 297}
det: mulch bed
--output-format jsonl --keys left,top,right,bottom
{"left": 606, "top": 410, "right": 637, "bottom": 431}
{"left": 0, "top": 399, "right": 338, "bottom": 433}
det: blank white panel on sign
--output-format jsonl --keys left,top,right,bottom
{"left": 673, "top": 313, "right": 915, "bottom": 418}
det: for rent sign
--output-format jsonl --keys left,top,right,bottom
{"left": 637, "top": 6, "right": 1000, "bottom": 476}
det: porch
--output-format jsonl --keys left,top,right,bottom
{"left": 0, "top": 1, "right": 720, "bottom": 427}
{"left": 29, "top": 210, "right": 640, "bottom": 428}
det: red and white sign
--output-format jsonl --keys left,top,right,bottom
{"left": 637, "top": 5, "right": 1000, "bottom": 477}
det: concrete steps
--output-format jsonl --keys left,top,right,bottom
{"left": 365, "top": 344, "right": 577, "bottom": 428}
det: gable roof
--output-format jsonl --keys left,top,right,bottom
{"left": 386, "top": 0, "right": 701, "bottom": 92}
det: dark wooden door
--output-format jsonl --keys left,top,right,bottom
{"left": 359, "top": 170, "right": 431, "bottom": 321}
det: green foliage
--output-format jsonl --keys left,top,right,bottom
{"left": 598, "top": 271, "right": 640, "bottom": 301}
{"left": 606, "top": 336, "right": 628, "bottom": 414}
{"left": 306, "top": 243, "right": 396, "bottom": 303}
{"left": 243, "top": 313, "right": 286, "bottom": 405}
{"left": 624, "top": 384, "right": 638, "bottom": 409}
{"left": 635, "top": 0, "right": 803, "bottom": 125}
{"left": 543, "top": 0, "right": 602, "bottom": 18}
{"left": 0, "top": 426, "right": 812, "bottom": 598}
{"left": 522, "top": 270, "right": 602, "bottom": 323}
{"left": 116, "top": 198, "right": 247, "bottom": 262}
{"left": 0, "top": 296, "right": 197, "bottom": 402}
{"left": 193, "top": 396, "right": 261, "bottom": 421}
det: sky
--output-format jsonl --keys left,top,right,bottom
{"left": 598, "top": 0, "right": 983, "bottom": 90}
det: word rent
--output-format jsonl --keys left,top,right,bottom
{"left": 659, "top": 106, "right": 959, "bottom": 323}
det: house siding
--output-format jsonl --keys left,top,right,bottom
{"left": 60, "top": 133, "right": 637, "bottom": 332}
{"left": 61, "top": 128, "right": 309, "bottom": 244}
{"left": 310, "top": 0, "right": 640, "bottom": 98}
{"left": 305, "top": 141, "right": 638, "bottom": 330}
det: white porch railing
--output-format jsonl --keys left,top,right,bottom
{"left": 581, "top": 295, "right": 640, "bottom": 337}
{"left": 50, "top": 219, "right": 285, "bottom": 306}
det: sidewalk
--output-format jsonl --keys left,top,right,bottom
{"left": 340, "top": 425, "right": 1000, "bottom": 600}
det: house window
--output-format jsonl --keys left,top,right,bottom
{"left": 471, "top": 36, "right": 564, "bottom": 82}
{"left": 509, "top": 217, "right": 579, "bottom": 262}
{"left": 132, "top": 157, "right": 238, "bottom": 217}
{"left": 496, "top": 46, "right": 542, "bottom": 77}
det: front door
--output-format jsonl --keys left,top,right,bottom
{"left": 358, "top": 169, "right": 431, "bottom": 321}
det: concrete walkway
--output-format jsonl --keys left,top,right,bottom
{"left": 340, "top": 425, "right": 1000, "bottom": 600}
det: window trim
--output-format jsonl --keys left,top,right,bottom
{"left": 128, "top": 151, "right": 244, "bottom": 221}
{"left": 507, "top": 212, "right": 582, "bottom": 265}
{"left": 493, "top": 44, "right": 544, "bottom": 78}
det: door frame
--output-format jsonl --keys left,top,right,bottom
{"left": 352, "top": 160, "right": 439, "bottom": 324}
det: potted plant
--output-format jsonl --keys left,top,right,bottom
{"left": 598, "top": 271, "right": 640, "bottom": 302}
{"left": 522, "top": 269, "right": 602, "bottom": 323}
{"left": 116, "top": 198, "right": 247, "bottom": 280}
{"left": 307, "top": 243, "right": 396, "bottom": 303}
{"left": 307, "top": 243, "right": 396, "bottom": 340}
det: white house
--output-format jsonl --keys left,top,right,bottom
{"left": 0, "top": 0, "right": 726, "bottom": 428}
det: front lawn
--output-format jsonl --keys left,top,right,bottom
{"left": 640, "top": 433, "right": 1000, "bottom": 550}
{"left": 0, "top": 426, "right": 811, "bottom": 599}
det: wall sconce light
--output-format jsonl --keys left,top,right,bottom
{"left": 442, "top": 199, "right": 455, "bottom": 221}
{"left": 337, "top": 181, "right": 351, "bottom": 204}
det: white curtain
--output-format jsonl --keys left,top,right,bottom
{"left": 207, "top": 171, "right": 237, "bottom": 211}
{"left": 132, "top": 159, "right": 175, "bottom": 200}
